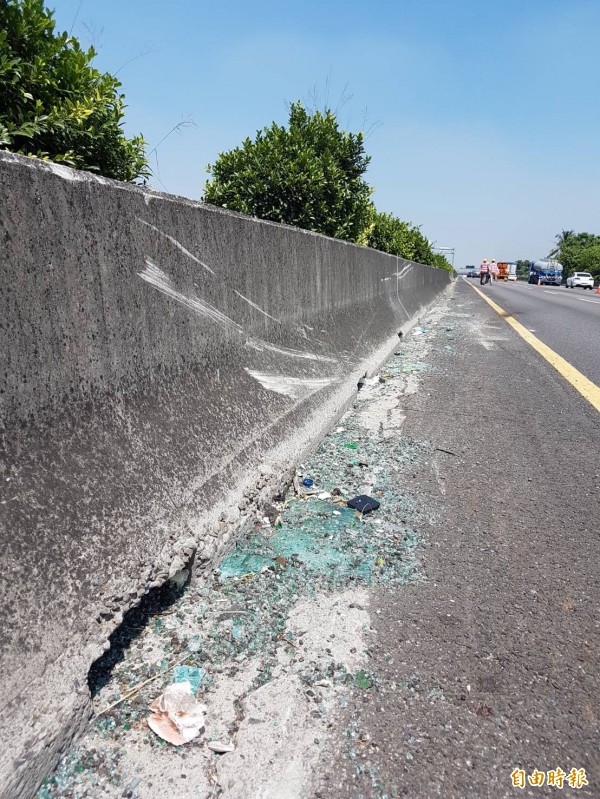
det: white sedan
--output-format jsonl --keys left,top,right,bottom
{"left": 566, "top": 272, "right": 594, "bottom": 290}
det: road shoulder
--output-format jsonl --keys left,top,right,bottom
{"left": 317, "top": 280, "right": 600, "bottom": 799}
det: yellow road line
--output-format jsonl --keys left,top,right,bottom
{"left": 467, "top": 282, "right": 600, "bottom": 413}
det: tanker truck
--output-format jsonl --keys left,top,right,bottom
{"left": 528, "top": 260, "right": 563, "bottom": 286}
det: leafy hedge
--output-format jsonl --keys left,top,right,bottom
{"left": 0, "top": 0, "right": 148, "bottom": 181}
{"left": 204, "top": 102, "right": 452, "bottom": 270}
{"left": 204, "top": 102, "right": 372, "bottom": 243}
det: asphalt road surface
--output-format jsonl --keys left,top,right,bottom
{"left": 464, "top": 278, "right": 600, "bottom": 385}
{"left": 318, "top": 279, "right": 600, "bottom": 799}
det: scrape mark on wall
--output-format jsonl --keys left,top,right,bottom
{"left": 245, "top": 369, "right": 335, "bottom": 399}
{"left": 43, "top": 162, "right": 87, "bottom": 182}
{"left": 138, "top": 259, "right": 243, "bottom": 333}
{"left": 246, "top": 338, "right": 338, "bottom": 364}
{"left": 139, "top": 260, "right": 336, "bottom": 362}
{"left": 137, "top": 219, "right": 339, "bottom": 363}
{"left": 233, "top": 290, "right": 282, "bottom": 324}
{"left": 138, "top": 218, "right": 216, "bottom": 276}
{"left": 393, "top": 261, "right": 414, "bottom": 320}
{"left": 393, "top": 264, "right": 414, "bottom": 280}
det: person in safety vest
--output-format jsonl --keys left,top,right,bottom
{"left": 480, "top": 259, "right": 490, "bottom": 285}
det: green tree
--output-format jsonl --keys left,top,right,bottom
{"left": 515, "top": 259, "right": 531, "bottom": 280}
{"left": 0, "top": 0, "right": 148, "bottom": 181}
{"left": 548, "top": 229, "right": 574, "bottom": 258}
{"left": 429, "top": 252, "right": 454, "bottom": 273}
{"left": 575, "top": 245, "right": 600, "bottom": 279}
{"left": 552, "top": 231, "right": 600, "bottom": 280}
{"left": 203, "top": 101, "right": 372, "bottom": 242}
{"left": 359, "top": 206, "right": 440, "bottom": 265}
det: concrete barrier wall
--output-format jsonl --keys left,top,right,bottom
{"left": 0, "top": 151, "right": 450, "bottom": 797}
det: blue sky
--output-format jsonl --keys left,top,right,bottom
{"left": 51, "top": 0, "right": 600, "bottom": 266}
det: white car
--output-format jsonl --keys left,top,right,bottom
{"left": 566, "top": 272, "right": 594, "bottom": 290}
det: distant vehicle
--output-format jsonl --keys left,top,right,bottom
{"left": 566, "top": 272, "right": 594, "bottom": 290}
{"left": 496, "top": 262, "right": 509, "bottom": 280}
{"left": 488, "top": 261, "right": 518, "bottom": 281}
{"left": 496, "top": 262, "right": 517, "bottom": 281}
{"left": 528, "top": 260, "right": 563, "bottom": 286}
{"left": 467, "top": 269, "right": 478, "bottom": 278}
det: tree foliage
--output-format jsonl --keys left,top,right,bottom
{"left": 204, "top": 101, "right": 373, "bottom": 242}
{"left": 515, "top": 259, "right": 531, "bottom": 280}
{"left": 358, "top": 207, "right": 453, "bottom": 270}
{"left": 550, "top": 231, "right": 600, "bottom": 280}
{"left": 548, "top": 229, "right": 574, "bottom": 258}
{"left": 359, "top": 208, "right": 433, "bottom": 261}
{"left": 429, "top": 252, "right": 454, "bottom": 272}
{"left": 0, "top": 0, "right": 148, "bottom": 181}
{"left": 204, "top": 102, "right": 449, "bottom": 270}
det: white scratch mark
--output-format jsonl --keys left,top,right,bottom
{"left": 480, "top": 340, "right": 495, "bottom": 350}
{"left": 393, "top": 259, "right": 413, "bottom": 319}
{"left": 393, "top": 264, "right": 414, "bottom": 280}
{"left": 138, "top": 218, "right": 216, "bottom": 276}
{"left": 139, "top": 258, "right": 335, "bottom": 362}
{"left": 245, "top": 370, "right": 335, "bottom": 399}
{"left": 246, "top": 338, "right": 338, "bottom": 363}
{"left": 233, "top": 290, "right": 282, "bottom": 324}
{"left": 138, "top": 259, "right": 242, "bottom": 333}
{"left": 43, "top": 162, "right": 86, "bottom": 182}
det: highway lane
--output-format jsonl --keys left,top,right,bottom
{"left": 323, "top": 283, "right": 600, "bottom": 799}
{"left": 463, "top": 277, "right": 600, "bottom": 386}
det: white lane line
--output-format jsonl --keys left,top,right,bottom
{"left": 475, "top": 280, "right": 600, "bottom": 303}
{"left": 540, "top": 288, "right": 600, "bottom": 304}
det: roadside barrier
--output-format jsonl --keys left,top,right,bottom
{"left": 0, "top": 150, "right": 450, "bottom": 798}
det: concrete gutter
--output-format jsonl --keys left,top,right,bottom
{"left": 0, "top": 151, "right": 450, "bottom": 798}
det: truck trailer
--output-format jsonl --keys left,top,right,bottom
{"left": 528, "top": 260, "right": 563, "bottom": 286}
{"left": 496, "top": 262, "right": 517, "bottom": 280}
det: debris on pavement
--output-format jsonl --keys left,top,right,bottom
{"left": 147, "top": 682, "right": 207, "bottom": 746}
{"left": 434, "top": 447, "right": 458, "bottom": 457}
{"left": 401, "top": 361, "right": 429, "bottom": 373}
{"left": 171, "top": 665, "right": 205, "bottom": 694}
{"left": 262, "top": 502, "right": 280, "bottom": 524}
{"left": 346, "top": 495, "right": 381, "bottom": 514}
{"left": 293, "top": 473, "right": 320, "bottom": 496}
{"left": 354, "top": 670, "right": 374, "bottom": 690}
{"left": 207, "top": 740, "right": 235, "bottom": 753}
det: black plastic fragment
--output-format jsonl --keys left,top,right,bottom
{"left": 347, "top": 495, "right": 380, "bottom": 514}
